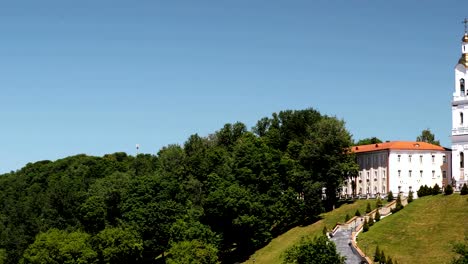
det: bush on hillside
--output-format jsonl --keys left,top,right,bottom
{"left": 433, "top": 184, "right": 441, "bottom": 195}
{"left": 417, "top": 185, "right": 433, "bottom": 197}
{"left": 375, "top": 210, "right": 381, "bottom": 222}
{"left": 376, "top": 197, "right": 383, "bottom": 208}
{"left": 344, "top": 214, "right": 350, "bottom": 222}
{"left": 374, "top": 245, "right": 381, "bottom": 262}
{"left": 408, "top": 191, "right": 414, "bottom": 203}
{"left": 355, "top": 209, "right": 361, "bottom": 217}
{"left": 368, "top": 216, "right": 374, "bottom": 227}
{"left": 387, "top": 192, "right": 394, "bottom": 202}
{"left": 461, "top": 184, "right": 468, "bottom": 195}
{"left": 445, "top": 185, "right": 454, "bottom": 195}
{"left": 363, "top": 219, "right": 369, "bottom": 232}
{"left": 365, "top": 202, "right": 372, "bottom": 214}
{"left": 391, "top": 195, "right": 404, "bottom": 213}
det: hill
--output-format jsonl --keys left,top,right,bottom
{"left": 243, "top": 199, "right": 373, "bottom": 264}
{"left": 358, "top": 194, "right": 468, "bottom": 264}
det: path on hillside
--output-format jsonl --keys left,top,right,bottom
{"left": 331, "top": 227, "right": 363, "bottom": 264}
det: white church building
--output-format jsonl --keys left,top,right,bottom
{"left": 451, "top": 31, "right": 468, "bottom": 190}
{"left": 341, "top": 29, "right": 468, "bottom": 198}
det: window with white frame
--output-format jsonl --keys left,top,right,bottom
{"left": 432, "top": 155, "right": 435, "bottom": 163}
{"left": 432, "top": 170, "right": 435, "bottom": 178}
{"left": 420, "top": 155, "right": 423, "bottom": 163}
{"left": 409, "top": 155, "right": 412, "bottom": 162}
{"left": 398, "top": 155, "right": 401, "bottom": 162}
{"left": 409, "top": 170, "right": 412, "bottom": 177}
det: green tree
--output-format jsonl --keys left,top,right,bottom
{"left": 0, "top": 249, "right": 6, "bottom": 264}
{"left": 387, "top": 191, "right": 394, "bottom": 202}
{"left": 355, "top": 137, "right": 382, "bottom": 146}
{"left": 363, "top": 219, "right": 369, "bottom": 232}
{"left": 445, "top": 185, "right": 454, "bottom": 195}
{"left": 375, "top": 209, "right": 381, "bottom": 222}
{"left": 368, "top": 216, "right": 374, "bottom": 227}
{"left": 166, "top": 240, "right": 219, "bottom": 264}
{"left": 344, "top": 214, "right": 350, "bottom": 222}
{"left": 355, "top": 209, "right": 361, "bottom": 217}
{"left": 376, "top": 197, "right": 383, "bottom": 208}
{"left": 408, "top": 191, "right": 414, "bottom": 203}
{"left": 92, "top": 227, "right": 143, "bottom": 264}
{"left": 451, "top": 237, "right": 468, "bottom": 264}
{"left": 366, "top": 202, "right": 372, "bottom": 213}
{"left": 461, "top": 184, "right": 468, "bottom": 195}
{"left": 416, "top": 129, "right": 440, "bottom": 146}
{"left": 282, "top": 236, "right": 345, "bottom": 264}
{"left": 433, "top": 184, "right": 441, "bottom": 195}
{"left": 374, "top": 245, "right": 381, "bottom": 262}
{"left": 21, "top": 229, "right": 97, "bottom": 264}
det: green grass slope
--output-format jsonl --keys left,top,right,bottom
{"left": 243, "top": 200, "right": 373, "bottom": 264}
{"left": 358, "top": 194, "right": 468, "bottom": 264}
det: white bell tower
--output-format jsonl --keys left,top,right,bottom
{"left": 451, "top": 18, "right": 468, "bottom": 190}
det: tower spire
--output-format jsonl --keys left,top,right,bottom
{"left": 463, "top": 18, "right": 468, "bottom": 34}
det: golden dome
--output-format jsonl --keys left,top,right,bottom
{"left": 460, "top": 53, "right": 468, "bottom": 67}
{"left": 463, "top": 33, "right": 468, "bottom": 42}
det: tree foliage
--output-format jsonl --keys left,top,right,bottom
{"left": 282, "top": 236, "right": 345, "bottom": 264}
{"left": 416, "top": 129, "right": 440, "bottom": 146}
{"left": 355, "top": 137, "right": 382, "bottom": 146}
{"left": 0, "top": 108, "right": 357, "bottom": 263}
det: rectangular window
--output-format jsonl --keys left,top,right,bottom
{"left": 409, "top": 170, "right": 412, "bottom": 177}
{"left": 420, "top": 170, "right": 423, "bottom": 177}
{"left": 398, "top": 155, "right": 401, "bottom": 162}
{"left": 443, "top": 155, "right": 447, "bottom": 163}
{"left": 383, "top": 170, "right": 386, "bottom": 178}
{"left": 443, "top": 171, "right": 447, "bottom": 178}
{"left": 409, "top": 155, "right": 412, "bottom": 162}
{"left": 398, "top": 170, "right": 401, "bottom": 177}
{"left": 432, "top": 170, "right": 435, "bottom": 178}
{"left": 420, "top": 155, "right": 423, "bottom": 163}
{"left": 367, "top": 171, "right": 370, "bottom": 180}
{"left": 432, "top": 155, "right": 435, "bottom": 163}
{"left": 374, "top": 171, "right": 378, "bottom": 180}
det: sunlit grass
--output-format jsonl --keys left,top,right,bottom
{"left": 358, "top": 194, "right": 468, "bottom": 264}
{"left": 244, "top": 199, "right": 373, "bottom": 264}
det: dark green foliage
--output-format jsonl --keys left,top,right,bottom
{"left": 387, "top": 191, "right": 394, "bottom": 201}
{"left": 166, "top": 240, "right": 219, "bottom": 264}
{"left": 355, "top": 137, "right": 382, "bottom": 145}
{"left": 433, "top": 184, "right": 441, "bottom": 195}
{"left": 381, "top": 250, "right": 386, "bottom": 264}
{"left": 408, "top": 191, "right": 414, "bottom": 203}
{"left": 461, "top": 184, "right": 468, "bottom": 195}
{"left": 322, "top": 226, "right": 327, "bottom": 235}
{"left": 445, "top": 185, "right": 454, "bottom": 195}
{"left": 392, "top": 195, "right": 404, "bottom": 213}
{"left": 368, "top": 216, "right": 374, "bottom": 227}
{"left": 363, "top": 219, "right": 369, "bottom": 232}
{"left": 387, "top": 255, "right": 394, "bottom": 264}
{"left": 416, "top": 129, "right": 440, "bottom": 146}
{"left": 0, "top": 108, "right": 358, "bottom": 263}
{"left": 417, "top": 185, "right": 433, "bottom": 197}
{"left": 451, "top": 236, "right": 468, "bottom": 264}
{"left": 345, "top": 214, "right": 350, "bottom": 222}
{"left": 374, "top": 245, "right": 381, "bottom": 262}
{"left": 376, "top": 197, "right": 383, "bottom": 208}
{"left": 355, "top": 209, "right": 361, "bottom": 217}
{"left": 375, "top": 209, "right": 381, "bottom": 222}
{"left": 282, "top": 236, "right": 345, "bottom": 264}
{"left": 366, "top": 202, "right": 372, "bottom": 213}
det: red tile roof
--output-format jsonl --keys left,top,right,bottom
{"left": 351, "top": 141, "right": 445, "bottom": 153}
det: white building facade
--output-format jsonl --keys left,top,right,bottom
{"left": 451, "top": 32, "right": 468, "bottom": 190}
{"left": 342, "top": 142, "right": 451, "bottom": 198}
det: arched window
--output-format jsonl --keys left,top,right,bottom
{"left": 461, "top": 112, "right": 464, "bottom": 125}
{"left": 461, "top": 79, "right": 466, "bottom": 96}
{"left": 461, "top": 152, "right": 464, "bottom": 169}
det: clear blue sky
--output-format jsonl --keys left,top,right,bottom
{"left": 1, "top": 1, "right": 467, "bottom": 173}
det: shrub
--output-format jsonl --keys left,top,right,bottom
{"left": 365, "top": 202, "right": 372, "bottom": 214}
{"left": 408, "top": 190, "right": 413, "bottom": 203}
{"left": 461, "top": 183, "right": 468, "bottom": 195}
{"left": 363, "top": 219, "right": 369, "bottom": 232}
{"left": 387, "top": 191, "right": 394, "bottom": 202}
{"left": 445, "top": 184, "right": 454, "bottom": 195}
{"left": 355, "top": 209, "right": 361, "bottom": 217}
{"left": 368, "top": 216, "right": 374, "bottom": 227}
{"left": 380, "top": 250, "right": 386, "bottom": 264}
{"left": 417, "top": 185, "right": 433, "bottom": 197}
{"left": 322, "top": 226, "right": 327, "bottom": 235}
{"left": 376, "top": 197, "right": 383, "bottom": 208}
{"left": 433, "top": 184, "right": 441, "bottom": 195}
{"left": 374, "top": 245, "right": 381, "bottom": 262}
{"left": 375, "top": 209, "right": 381, "bottom": 222}
{"left": 345, "top": 214, "right": 350, "bottom": 222}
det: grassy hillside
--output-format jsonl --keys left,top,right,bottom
{"left": 358, "top": 194, "right": 468, "bottom": 264}
{"left": 243, "top": 199, "right": 373, "bottom": 264}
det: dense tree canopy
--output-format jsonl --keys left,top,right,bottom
{"left": 355, "top": 137, "right": 382, "bottom": 145}
{"left": 416, "top": 129, "right": 440, "bottom": 146}
{"left": 0, "top": 108, "right": 357, "bottom": 263}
